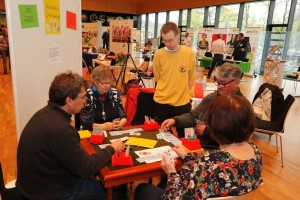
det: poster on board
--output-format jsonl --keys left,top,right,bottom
{"left": 225, "top": 28, "right": 239, "bottom": 55}
{"left": 44, "top": 0, "right": 61, "bottom": 34}
{"left": 110, "top": 20, "right": 133, "bottom": 54}
{"left": 245, "top": 27, "right": 261, "bottom": 75}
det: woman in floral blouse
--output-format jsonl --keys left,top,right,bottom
{"left": 134, "top": 95, "right": 263, "bottom": 200}
{"left": 80, "top": 68, "right": 127, "bottom": 131}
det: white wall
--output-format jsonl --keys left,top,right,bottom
{"left": 5, "top": 0, "right": 82, "bottom": 139}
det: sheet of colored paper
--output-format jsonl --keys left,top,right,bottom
{"left": 125, "top": 137, "right": 157, "bottom": 149}
{"left": 78, "top": 130, "right": 91, "bottom": 139}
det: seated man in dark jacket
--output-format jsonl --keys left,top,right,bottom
{"left": 17, "top": 71, "right": 125, "bottom": 200}
{"left": 161, "top": 63, "right": 247, "bottom": 149}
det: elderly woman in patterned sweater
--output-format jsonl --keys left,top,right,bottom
{"left": 80, "top": 68, "right": 127, "bottom": 131}
{"left": 134, "top": 95, "right": 263, "bottom": 200}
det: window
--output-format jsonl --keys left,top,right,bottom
{"left": 190, "top": 8, "right": 204, "bottom": 29}
{"left": 182, "top": 9, "right": 188, "bottom": 26}
{"left": 207, "top": 6, "right": 216, "bottom": 26}
{"left": 219, "top": 4, "right": 239, "bottom": 28}
{"left": 169, "top": 11, "right": 179, "bottom": 25}
{"left": 147, "top": 13, "right": 155, "bottom": 39}
{"left": 156, "top": 12, "right": 166, "bottom": 37}
{"left": 286, "top": 0, "right": 300, "bottom": 74}
{"left": 141, "top": 14, "right": 146, "bottom": 44}
{"left": 242, "top": 1, "right": 269, "bottom": 31}
{"left": 272, "top": 0, "right": 292, "bottom": 24}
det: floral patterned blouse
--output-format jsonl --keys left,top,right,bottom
{"left": 163, "top": 142, "right": 263, "bottom": 200}
{"left": 79, "top": 85, "right": 127, "bottom": 130}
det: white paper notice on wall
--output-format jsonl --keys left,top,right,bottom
{"left": 48, "top": 45, "right": 61, "bottom": 64}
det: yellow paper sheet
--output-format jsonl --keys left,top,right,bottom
{"left": 125, "top": 137, "right": 157, "bottom": 149}
{"left": 78, "top": 130, "right": 91, "bottom": 139}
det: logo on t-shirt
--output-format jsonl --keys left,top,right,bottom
{"left": 179, "top": 66, "right": 186, "bottom": 73}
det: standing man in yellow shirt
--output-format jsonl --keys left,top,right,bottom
{"left": 153, "top": 22, "right": 196, "bottom": 138}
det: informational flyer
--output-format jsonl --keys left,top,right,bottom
{"left": 44, "top": 0, "right": 61, "bottom": 34}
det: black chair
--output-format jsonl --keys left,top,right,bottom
{"left": 255, "top": 94, "right": 295, "bottom": 167}
{"left": 283, "top": 66, "right": 300, "bottom": 92}
{"left": 131, "top": 92, "right": 155, "bottom": 125}
{"left": 82, "top": 53, "right": 98, "bottom": 68}
{"left": 0, "top": 163, "right": 23, "bottom": 200}
{"left": 125, "top": 88, "right": 156, "bottom": 126}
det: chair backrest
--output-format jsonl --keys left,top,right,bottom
{"left": 125, "top": 88, "right": 156, "bottom": 126}
{"left": 207, "top": 190, "right": 256, "bottom": 200}
{"left": 131, "top": 92, "right": 155, "bottom": 125}
{"left": 82, "top": 53, "right": 98, "bottom": 68}
{"left": 275, "top": 94, "right": 295, "bottom": 131}
{"left": 194, "top": 82, "right": 204, "bottom": 98}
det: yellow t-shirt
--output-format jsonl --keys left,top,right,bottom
{"left": 153, "top": 45, "right": 196, "bottom": 106}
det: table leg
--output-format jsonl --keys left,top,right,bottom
{"left": 107, "top": 187, "right": 113, "bottom": 200}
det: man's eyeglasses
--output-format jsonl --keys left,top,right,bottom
{"left": 77, "top": 95, "right": 87, "bottom": 101}
{"left": 214, "top": 79, "right": 236, "bottom": 88}
{"left": 162, "top": 38, "right": 176, "bottom": 44}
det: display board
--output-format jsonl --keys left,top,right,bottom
{"left": 110, "top": 19, "right": 133, "bottom": 54}
{"left": 5, "top": 0, "right": 82, "bottom": 139}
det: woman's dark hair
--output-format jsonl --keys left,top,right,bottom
{"left": 205, "top": 95, "right": 256, "bottom": 144}
{"left": 49, "top": 71, "right": 88, "bottom": 106}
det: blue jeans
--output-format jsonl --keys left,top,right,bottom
{"left": 60, "top": 178, "right": 106, "bottom": 200}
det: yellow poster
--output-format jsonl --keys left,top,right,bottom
{"left": 44, "top": 0, "right": 61, "bottom": 34}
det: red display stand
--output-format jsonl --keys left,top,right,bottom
{"left": 90, "top": 134, "right": 105, "bottom": 145}
{"left": 142, "top": 121, "right": 160, "bottom": 131}
{"left": 112, "top": 152, "right": 134, "bottom": 167}
{"left": 182, "top": 138, "right": 202, "bottom": 151}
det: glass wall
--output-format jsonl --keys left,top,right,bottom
{"left": 243, "top": 1, "right": 270, "bottom": 74}
{"left": 156, "top": 12, "right": 166, "bottom": 37}
{"left": 182, "top": 9, "right": 188, "bottom": 26}
{"left": 242, "top": 1, "right": 269, "bottom": 31}
{"left": 287, "top": 0, "right": 300, "bottom": 73}
{"left": 219, "top": 4, "right": 239, "bottom": 28}
{"left": 207, "top": 6, "right": 216, "bottom": 26}
{"left": 169, "top": 11, "right": 179, "bottom": 24}
{"left": 272, "top": 0, "right": 292, "bottom": 24}
{"left": 141, "top": 14, "right": 146, "bottom": 44}
{"left": 190, "top": 8, "right": 204, "bottom": 29}
{"left": 147, "top": 13, "right": 155, "bottom": 39}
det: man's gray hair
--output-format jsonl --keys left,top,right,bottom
{"left": 215, "top": 63, "right": 242, "bottom": 81}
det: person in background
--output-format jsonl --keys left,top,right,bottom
{"left": 88, "top": 46, "right": 98, "bottom": 54}
{"left": 143, "top": 39, "right": 152, "bottom": 55}
{"left": 0, "top": 27, "right": 10, "bottom": 74}
{"left": 161, "top": 63, "right": 246, "bottom": 149}
{"left": 82, "top": 32, "right": 91, "bottom": 45}
{"left": 153, "top": 22, "right": 196, "bottom": 139}
{"left": 80, "top": 68, "right": 127, "bottom": 131}
{"left": 198, "top": 33, "right": 209, "bottom": 51}
{"left": 102, "top": 28, "right": 110, "bottom": 50}
{"left": 17, "top": 71, "right": 125, "bottom": 200}
{"left": 158, "top": 36, "right": 165, "bottom": 49}
{"left": 183, "top": 32, "right": 192, "bottom": 48}
{"left": 232, "top": 32, "right": 248, "bottom": 61}
{"left": 207, "top": 34, "right": 226, "bottom": 79}
{"left": 134, "top": 94, "right": 263, "bottom": 200}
